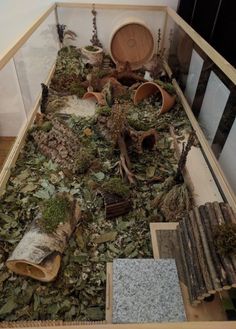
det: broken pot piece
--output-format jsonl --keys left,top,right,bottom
{"left": 133, "top": 82, "right": 176, "bottom": 114}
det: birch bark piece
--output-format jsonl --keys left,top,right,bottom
{"left": 6, "top": 198, "right": 81, "bottom": 282}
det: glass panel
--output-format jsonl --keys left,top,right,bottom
{"left": 0, "top": 59, "right": 27, "bottom": 169}
{"left": 14, "top": 10, "right": 59, "bottom": 116}
{"left": 198, "top": 71, "right": 230, "bottom": 145}
{"left": 219, "top": 118, "right": 236, "bottom": 194}
{"left": 185, "top": 49, "right": 204, "bottom": 106}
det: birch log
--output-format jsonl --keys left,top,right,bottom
{"left": 6, "top": 196, "right": 81, "bottom": 282}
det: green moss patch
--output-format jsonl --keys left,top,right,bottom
{"left": 40, "top": 196, "right": 71, "bottom": 233}
{"left": 102, "top": 178, "right": 130, "bottom": 198}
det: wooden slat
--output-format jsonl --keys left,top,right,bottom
{"left": 106, "top": 263, "right": 113, "bottom": 324}
{"left": 167, "top": 7, "right": 236, "bottom": 85}
{"left": 150, "top": 223, "right": 227, "bottom": 322}
{"left": 56, "top": 3, "right": 167, "bottom": 11}
{"left": 0, "top": 4, "right": 56, "bottom": 70}
{"left": 0, "top": 63, "right": 56, "bottom": 195}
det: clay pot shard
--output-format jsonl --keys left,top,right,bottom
{"left": 83, "top": 91, "right": 106, "bottom": 105}
{"left": 133, "top": 82, "right": 176, "bottom": 114}
{"left": 6, "top": 195, "right": 81, "bottom": 282}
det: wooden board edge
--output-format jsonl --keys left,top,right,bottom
{"left": 1, "top": 322, "right": 235, "bottom": 329}
{"left": 56, "top": 2, "right": 167, "bottom": 11}
{"left": 0, "top": 4, "right": 56, "bottom": 70}
{"left": 166, "top": 7, "right": 236, "bottom": 85}
{"left": 0, "top": 62, "right": 56, "bottom": 195}
{"left": 106, "top": 262, "right": 113, "bottom": 324}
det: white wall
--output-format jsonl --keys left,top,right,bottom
{"left": 0, "top": 0, "right": 178, "bottom": 62}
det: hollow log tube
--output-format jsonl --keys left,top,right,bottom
{"left": 199, "top": 205, "right": 228, "bottom": 288}
{"left": 189, "top": 210, "right": 215, "bottom": 294}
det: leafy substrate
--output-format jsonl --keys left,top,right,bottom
{"left": 0, "top": 48, "right": 191, "bottom": 321}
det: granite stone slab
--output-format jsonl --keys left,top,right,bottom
{"left": 112, "top": 259, "right": 186, "bottom": 323}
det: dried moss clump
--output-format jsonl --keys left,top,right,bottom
{"left": 76, "top": 148, "right": 95, "bottom": 174}
{"left": 102, "top": 178, "right": 130, "bottom": 198}
{"left": 41, "top": 196, "right": 71, "bottom": 233}
{"left": 213, "top": 223, "right": 236, "bottom": 256}
{"left": 85, "top": 45, "right": 98, "bottom": 52}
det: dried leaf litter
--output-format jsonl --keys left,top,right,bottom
{"left": 0, "top": 46, "right": 192, "bottom": 321}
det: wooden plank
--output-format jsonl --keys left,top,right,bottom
{"left": 166, "top": 7, "right": 236, "bottom": 85}
{"left": 0, "top": 63, "right": 56, "bottom": 195}
{"left": 56, "top": 3, "right": 167, "bottom": 11}
{"left": 0, "top": 137, "right": 15, "bottom": 169}
{"left": 169, "top": 128, "right": 223, "bottom": 206}
{"left": 106, "top": 263, "right": 113, "bottom": 324}
{"left": 0, "top": 4, "right": 56, "bottom": 70}
{"left": 150, "top": 223, "right": 227, "bottom": 322}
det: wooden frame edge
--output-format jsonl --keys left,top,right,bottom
{"left": 0, "top": 3, "right": 56, "bottom": 70}
{"left": 0, "top": 62, "right": 56, "bottom": 195}
{"left": 56, "top": 2, "right": 167, "bottom": 11}
{"left": 3, "top": 321, "right": 236, "bottom": 328}
{"left": 166, "top": 7, "right": 236, "bottom": 85}
{"left": 106, "top": 262, "right": 113, "bottom": 323}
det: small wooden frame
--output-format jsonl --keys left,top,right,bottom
{"left": 150, "top": 222, "right": 227, "bottom": 321}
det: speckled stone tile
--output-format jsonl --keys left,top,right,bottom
{"left": 112, "top": 259, "right": 186, "bottom": 323}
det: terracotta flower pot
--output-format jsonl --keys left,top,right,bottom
{"left": 81, "top": 46, "right": 103, "bottom": 66}
{"left": 133, "top": 82, "right": 176, "bottom": 114}
{"left": 83, "top": 92, "right": 106, "bottom": 105}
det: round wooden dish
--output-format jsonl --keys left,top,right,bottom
{"left": 110, "top": 20, "right": 154, "bottom": 70}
